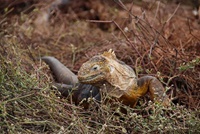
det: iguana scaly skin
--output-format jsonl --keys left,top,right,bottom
{"left": 78, "top": 50, "right": 170, "bottom": 107}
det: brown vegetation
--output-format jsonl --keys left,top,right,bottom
{"left": 0, "top": 0, "right": 199, "bottom": 133}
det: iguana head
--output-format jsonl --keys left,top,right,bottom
{"left": 78, "top": 49, "right": 116, "bottom": 84}
{"left": 78, "top": 49, "right": 137, "bottom": 94}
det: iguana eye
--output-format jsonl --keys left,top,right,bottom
{"left": 91, "top": 65, "right": 100, "bottom": 71}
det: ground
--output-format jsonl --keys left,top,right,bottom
{"left": 0, "top": 0, "right": 200, "bottom": 133}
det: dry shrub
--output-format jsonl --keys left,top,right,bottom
{"left": 0, "top": 0, "right": 200, "bottom": 133}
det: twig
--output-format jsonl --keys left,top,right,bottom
{"left": 153, "top": 1, "right": 160, "bottom": 25}
{"left": 187, "top": 18, "right": 200, "bottom": 42}
{"left": 165, "top": 4, "right": 180, "bottom": 23}
{"left": 87, "top": 20, "right": 142, "bottom": 57}
{"left": 149, "top": 4, "right": 180, "bottom": 58}
{"left": 116, "top": 1, "right": 173, "bottom": 47}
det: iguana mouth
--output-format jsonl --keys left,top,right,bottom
{"left": 78, "top": 73, "right": 104, "bottom": 84}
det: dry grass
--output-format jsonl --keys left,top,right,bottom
{"left": 0, "top": 0, "right": 200, "bottom": 133}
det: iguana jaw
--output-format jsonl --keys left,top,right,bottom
{"left": 78, "top": 72, "right": 105, "bottom": 84}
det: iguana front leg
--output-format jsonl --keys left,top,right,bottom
{"left": 137, "top": 76, "right": 170, "bottom": 106}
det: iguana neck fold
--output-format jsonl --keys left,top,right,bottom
{"left": 100, "top": 54, "right": 138, "bottom": 98}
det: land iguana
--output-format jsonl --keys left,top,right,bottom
{"left": 41, "top": 56, "right": 101, "bottom": 108}
{"left": 78, "top": 49, "right": 170, "bottom": 107}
